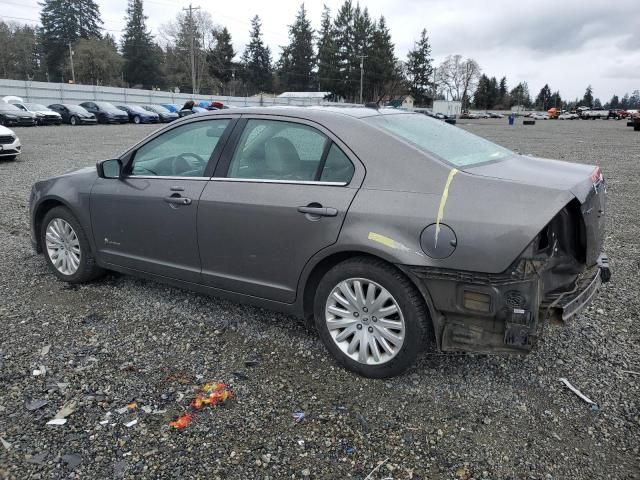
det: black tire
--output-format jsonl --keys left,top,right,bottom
{"left": 70, "top": 115, "right": 78, "bottom": 126}
{"left": 133, "top": 115, "right": 141, "bottom": 124}
{"left": 634, "top": 124, "right": 640, "bottom": 132}
{"left": 314, "top": 256, "right": 433, "bottom": 378}
{"left": 40, "top": 206, "right": 104, "bottom": 284}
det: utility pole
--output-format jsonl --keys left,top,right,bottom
{"left": 183, "top": 3, "right": 200, "bottom": 95}
{"left": 358, "top": 55, "right": 367, "bottom": 104}
{"left": 68, "top": 43, "right": 75, "bottom": 84}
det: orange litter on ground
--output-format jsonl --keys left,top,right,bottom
{"left": 169, "top": 382, "right": 233, "bottom": 430}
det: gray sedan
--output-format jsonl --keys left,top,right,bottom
{"left": 29, "top": 107, "right": 610, "bottom": 378}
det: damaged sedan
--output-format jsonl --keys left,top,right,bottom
{"left": 29, "top": 107, "right": 610, "bottom": 378}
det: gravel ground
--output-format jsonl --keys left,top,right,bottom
{"left": 0, "top": 119, "right": 638, "bottom": 479}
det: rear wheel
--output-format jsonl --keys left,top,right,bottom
{"left": 41, "top": 206, "right": 104, "bottom": 283}
{"left": 314, "top": 257, "right": 433, "bottom": 378}
{"left": 133, "top": 115, "right": 141, "bottom": 124}
{"left": 69, "top": 115, "right": 78, "bottom": 126}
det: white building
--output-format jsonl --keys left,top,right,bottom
{"left": 433, "top": 100, "right": 462, "bottom": 118}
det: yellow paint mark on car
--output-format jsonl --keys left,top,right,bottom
{"left": 368, "top": 232, "right": 410, "bottom": 252}
{"left": 434, "top": 168, "right": 459, "bottom": 247}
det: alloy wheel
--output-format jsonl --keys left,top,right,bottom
{"left": 325, "top": 278, "right": 405, "bottom": 365}
{"left": 45, "top": 218, "right": 81, "bottom": 276}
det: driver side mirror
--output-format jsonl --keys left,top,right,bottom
{"left": 97, "top": 158, "right": 122, "bottom": 179}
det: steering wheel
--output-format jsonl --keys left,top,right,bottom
{"left": 174, "top": 152, "right": 206, "bottom": 175}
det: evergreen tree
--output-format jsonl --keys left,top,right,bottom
{"left": 535, "top": 84, "right": 552, "bottom": 110}
{"left": 582, "top": 85, "right": 594, "bottom": 107}
{"left": 367, "top": 16, "right": 396, "bottom": 102}
{"left": 607, "top": 94, "right": 619, "bottom": 109}
{"left": 549, "top": 90, "right": 562, "bottom": 109}
{"left": 74, "top": 35, "right": 122, "bottom": 85}
{"left": 628, "top": 90, "right": 640, "bottom": 108}
{"left": 208, "top": 27, "right": 235, "bottom": 89}
{"left": 620, "top": 93, "right": 630, "bottom": 109}
{"left": 593, "top": 98, "right": 602, "bottom": 108}
{"left": 39, "top": 0, "right": 103, "bottom": 79}
{"left": 352, "top": 4, "right": 373, "bottom": 101}
{"left": 333, "top": 0, "right": 356, "bottom": 100}
{"left": 121, "top": 0, "right": 162, "bottom": 88}
{"left": 241, "top": 15, "right": 272, "bottom": 94}
{"left": 278, "top": 4, "right": 315, "bottom": 92}
{"left": 405, "top": 29, "right": 433, "bottom": 106}
{"left": 509, "top": 82, "right": 531, "bottom": 108}
{"left": 0, "top": 21, "right": 40, "bottom": 80}
{"left": 497, "top": 76, "right": 508, "bottom": 107}
{"left": 316, "top": 5, "right": 338, "bottom": 95}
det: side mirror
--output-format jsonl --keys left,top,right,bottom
{"left": 97, "top": 158, "right": 122, "bottom": 179}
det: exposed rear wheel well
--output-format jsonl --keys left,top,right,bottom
{"left": 33, "top": 199, "right": 66, "bottom": 252}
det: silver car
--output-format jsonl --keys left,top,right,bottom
{"left": 29, "top": 107, "right": 610, "bottom": 377}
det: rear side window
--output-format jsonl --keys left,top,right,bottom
{"left": 320, "top": 144, "right": 354, "bottom": 183}
{"left": 227, "top": 119, "right": 328, "bottom": 181}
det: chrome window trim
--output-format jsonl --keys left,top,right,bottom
{"left": 209, "top": 177, "right": 347, "bottom": 186}
{"left": 124, "top": 175, "right": 211, "bottom": 181}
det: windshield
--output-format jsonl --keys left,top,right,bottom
{"left": 0, "top": 103, "right": 21, "bottom": 112}
{"left": 365, "top": 113, "right": 514, "bottom": 167}
{"left": 127, "top": 105, "right": 147, "bottom": 113}
{"left": 66, "top": 105, "right": 89, "bottom": 114}
{"left": 26, "top": 103, "right": 49, "bottom": 111}
{"left": 95, "top": 102, "right": 122, "bottom": 113}
{"left": 148, "top": 105, "right": 169, "bottom": 113}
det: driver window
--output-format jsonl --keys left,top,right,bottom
{"left": 130, "top": 120, "right": 229, "bottom": 177}
{"left": 228, "top": 119, "right": 328, "bottom": 181}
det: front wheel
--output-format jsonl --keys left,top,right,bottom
{"left": 41, "top": 206, "right": 104, "bottom": 283}
{"left": 314, "top": 257, "right": 433, "bottom": 378}
{"left": 69, "top": 115, "right": 78, "bottom": 126}
{"left": 133, "top": 115, "right": 141, "bottom": 124}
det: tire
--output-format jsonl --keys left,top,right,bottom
{"left": 634, "top": 124, "right": 640, "bottom": 132}
{"left": 314, "top": 256, "right": 433, "bottom": 378}
{"left": 40, "top": 206, "right": 104, "bottom": 284}
{"left": 133, "top": 115, "right": 141, "bottom": 124}
{"left": 70, "top": 115, "right": 78, "bottom": 126}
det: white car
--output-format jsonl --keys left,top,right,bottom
{"left": 558, "top": 113, "right": 578, "bottom": 120}
{"left": 0, "top": 124, "right": 22, "bottom": 161}
{"left": 13, "top": 102, "right": 62, "bottom": 125}
{"left": 531, "top": 112, "right": 549, "bottom": 120}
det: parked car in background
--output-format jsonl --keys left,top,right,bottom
{"left": 79, "top": 101, "right": 129, "bottom": 124}
{"left": 608, "top": 109, "right": 628, "bottom": 120}
{"left": 0, "top": 102, "right": 37, "bottom": 126}
{"left": 29, "top": 107, "right": 610, "bottom": 378}
{"left": 489, "top": 112, "right": 504, "bottom": 118}
{"left": 142, "top": 105, "right": 179, "bottom": 123}
{"left": 116, "top": 104, "right": 160, "bottom": 124}
{"left": 558, "top": 112, "right": 579, "bottom": 120}
{"left": 0, "top": 124, "right": 21, "bottom": 160}
{"left": 161, "top": 104, "right": 180, "bottom": 113}
{"left": 460, "top": 112, "right": 478, "bottom": 119}
{"left": 531, "top": 112, "right": 549, "bottom": 120}
{"left": 581, "top": 108, "right": 609, "bottom": 120}
{"left": 13, "top": 103, "right": 62, "bottom": 125}
{"left": 48, "top": 104, "right": 97, "bottom": 125}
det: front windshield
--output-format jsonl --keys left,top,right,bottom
{"left": 365, "top": 113, "right": 514, "bottom": 167}
{"left": 149, "top": 105, "right": 170, "bottom": 113}
{"left": 95, "top": 102, "right": 121, "bottom": 113}
{"left": 67, "top": 105, "right": 89, "bottom": 114}
{"left": 128, "top": 105, "right": 147, "bottom": 113}
{"left": 0, "top": 103, "right": 21, "bottom": 112}
{"left": 26, "top": 103, "right": 48, "bottom": 111}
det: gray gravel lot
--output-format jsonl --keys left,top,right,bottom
{"left": 1, "top": 118, "right": 638, "bottom": 479}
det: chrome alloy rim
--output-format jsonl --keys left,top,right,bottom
{"left": 325, "top": 278, "right": 405, "bottom": 365}
{"left": 45, "top": 218, "right": 81, "bottom": 275}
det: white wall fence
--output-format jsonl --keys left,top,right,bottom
{"left": 0, "top": 79, "right": 360, "bottom": 108}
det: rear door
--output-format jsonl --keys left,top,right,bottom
{"left": 197, "top": 116, "right": 364, "bottom": 303}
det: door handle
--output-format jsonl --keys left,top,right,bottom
{"left": 297, "top": 206, "right": 338, "bottom": 217}
{"left": 164, "top": 196, "right": 192, "bottom": 205}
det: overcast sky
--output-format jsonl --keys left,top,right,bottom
{"left": 4, "top": 0, "right": 639, "bottom": 101}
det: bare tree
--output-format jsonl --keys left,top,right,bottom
{"left": 436, "top": 54, "right": 481, "bottom": 110}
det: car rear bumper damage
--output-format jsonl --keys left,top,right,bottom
{"left": 402, "top": 252, "right": 610, "bottom": 355}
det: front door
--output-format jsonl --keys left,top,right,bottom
{"left": 91, "top": 118, "right": 232, "bottom": 282}
{"left": 198, "top": 117, "right": 362, "bottom": 303}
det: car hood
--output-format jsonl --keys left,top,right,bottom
{"left": 0, "top": 124, "right": 16, "bottom": 135}
{"left": 35, "top": 110, "right": 61, "bottom": 116}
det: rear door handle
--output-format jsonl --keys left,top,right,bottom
{"left": 164, "top": 196, "right": 192, "bottom": 206}
{"left": 297, "top": 206, "right": 338, "bottom": 217}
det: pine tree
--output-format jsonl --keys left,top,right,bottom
{"left": 608, "top": 94, "right": 619, "bottom": 109}
{"left": 367, "top": 16, "right": 396, "bottom": 102}
{"left": 40, "top": 0, "right": 103, "bottom": 79}
{"left": 497, "top": 76, "right": 508, "bottom": 107}
{"left": 405, "top": 29, "right": 433, "bottom": 106}
{"left": 278, "top": 4, "right": 315, "bottom": 92}
{"left": 535, "top": 84, "right": 552, "bottom": 110}
{"left": 316, "top": 5, "right": 338, "bottom": 95}
{"left": 241, "top": 15, "right": 272, "bottom": 94}
{"left": 509, "top": 82, "right": 531, "bottom": 108}
{"left": 582, "top": 85, "right": 594, "bottom": 107}
{"left": 208, "top": 27, "right": 235, "bottom": 89}
{"left": 121, "top": 0, "right": 162, "bottom": 88}
{"left": 333, "top": 0, "right": 356, "bottom": 100}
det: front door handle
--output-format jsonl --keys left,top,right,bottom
{"left": 164, "top": 196, "right": 192, "bottom": 206}
{"left": 297, "top": 205, "right": 338, "bottom": 217}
